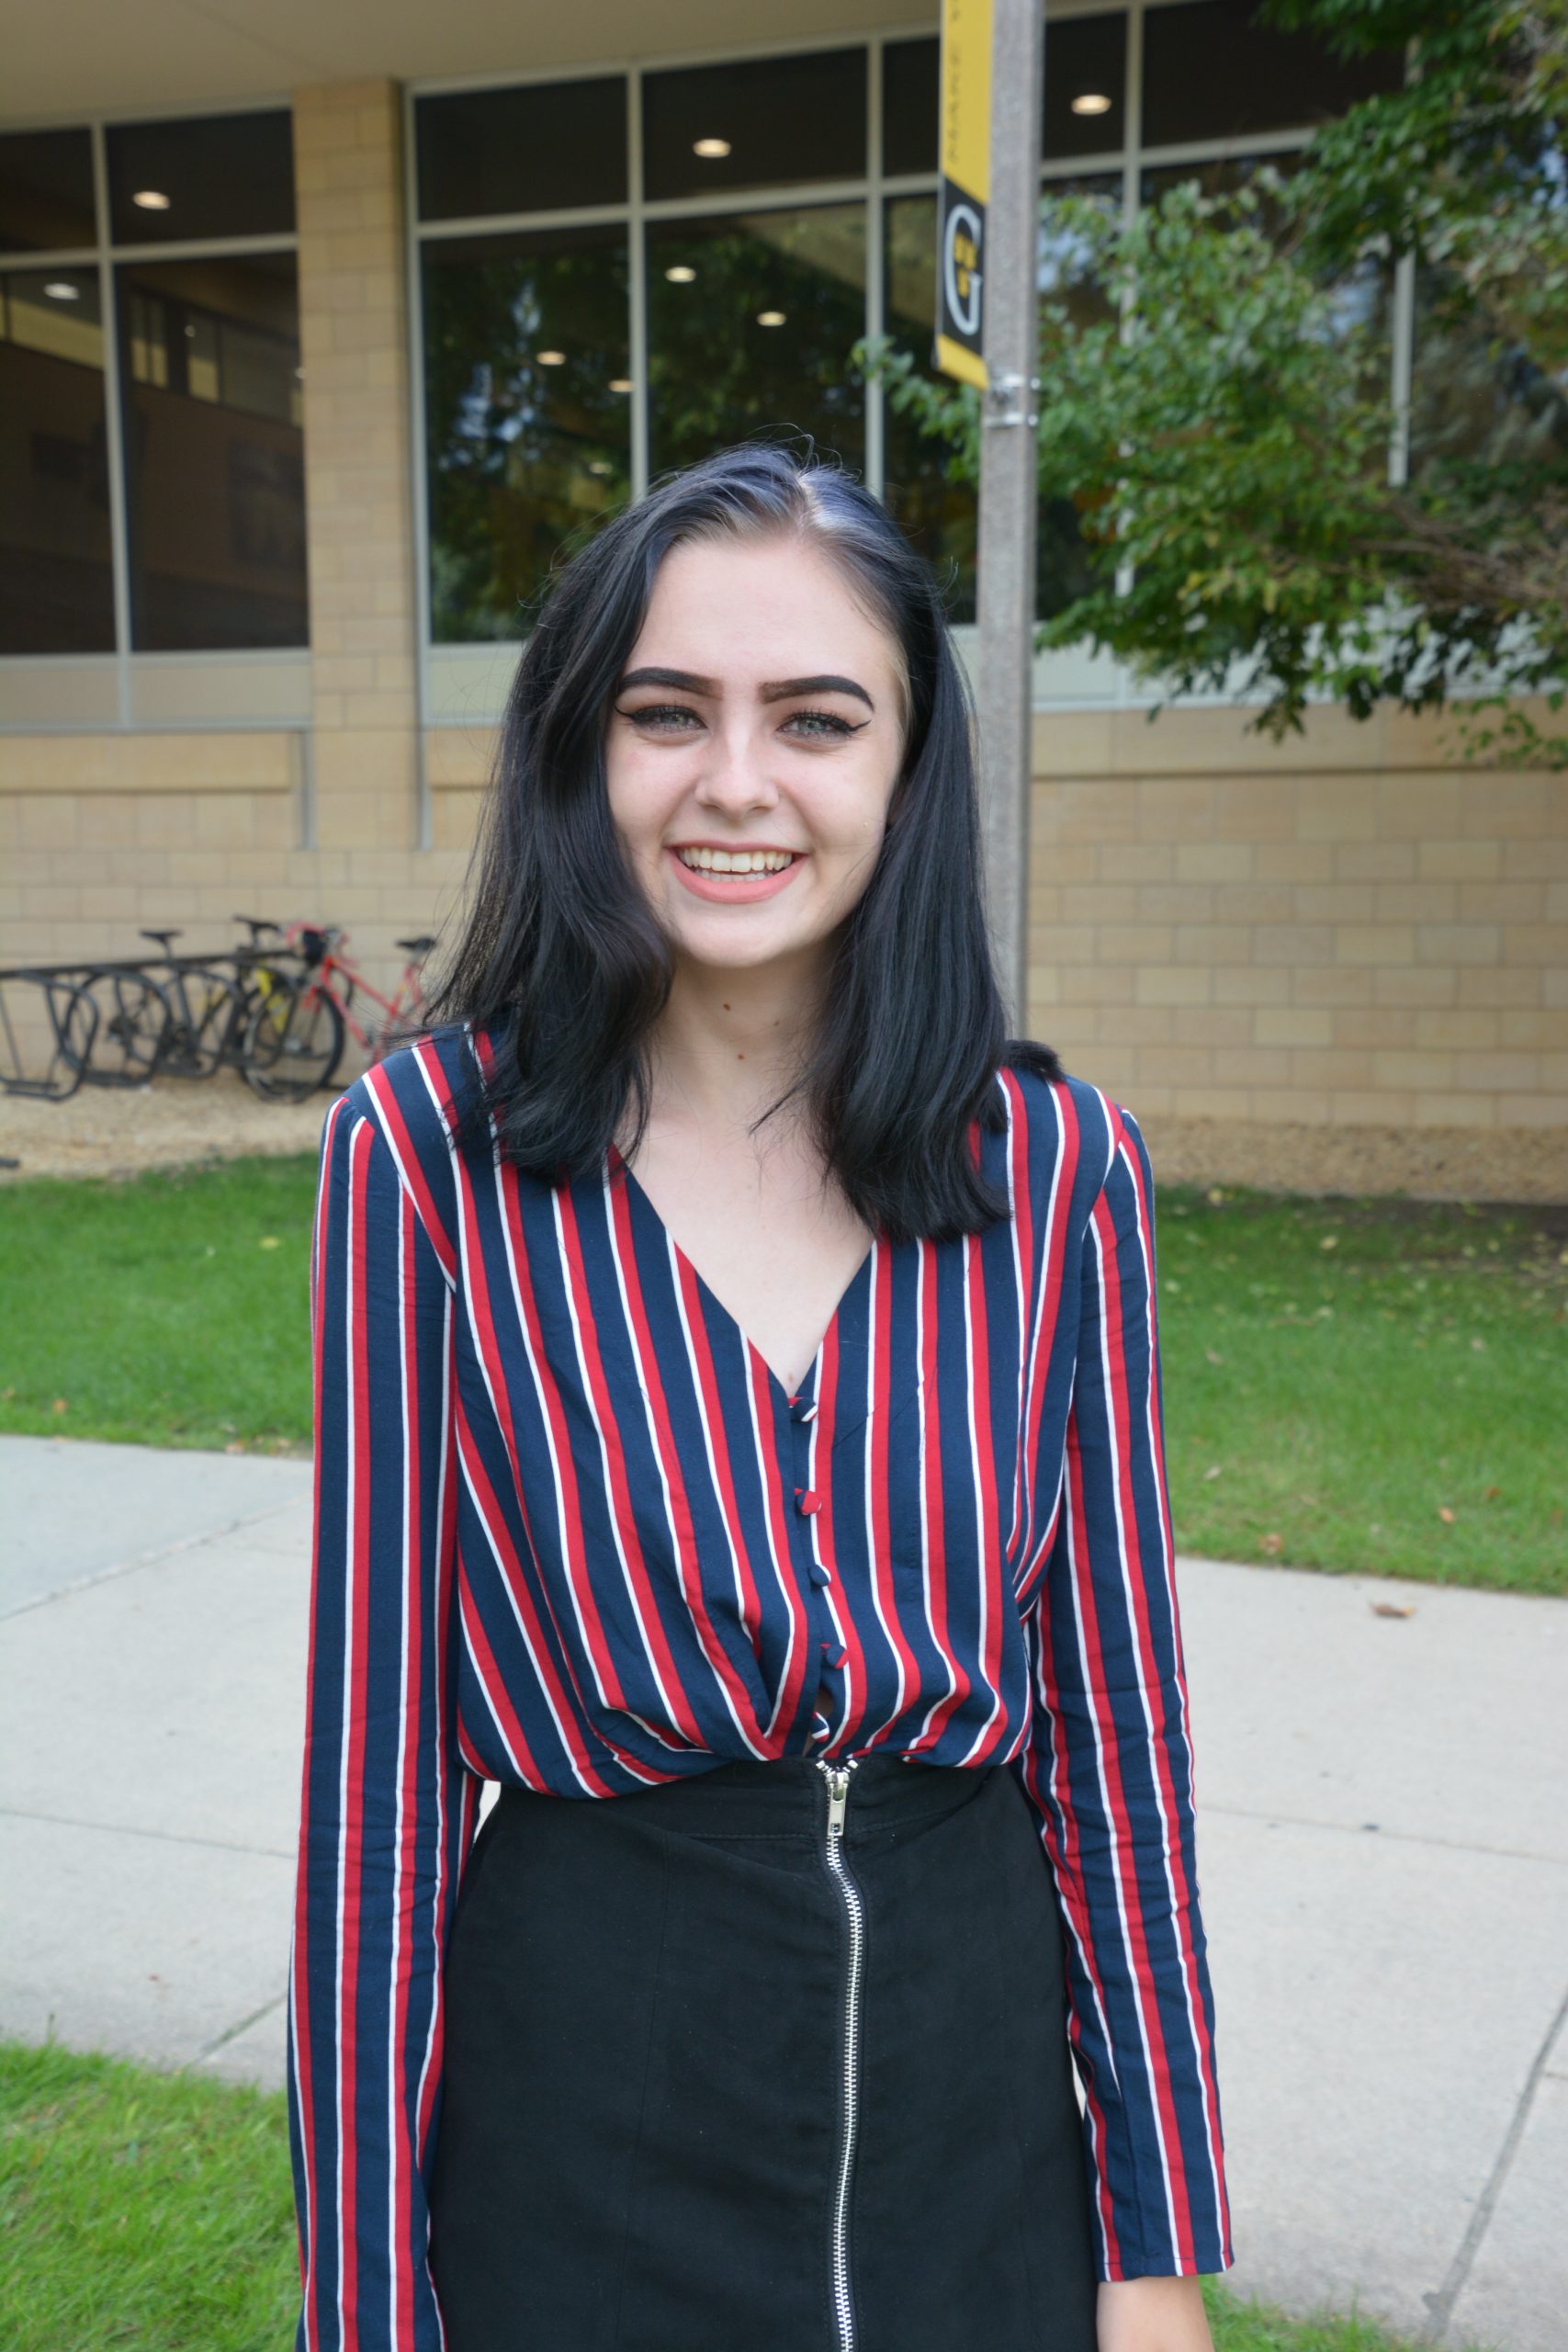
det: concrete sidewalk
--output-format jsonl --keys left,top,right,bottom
{"left": 2, "top": 1432, "right": 1563, "bottom": 2352}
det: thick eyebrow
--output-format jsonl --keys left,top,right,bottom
{"left": 615, "top": 666, "right": 875, "bottom": 712}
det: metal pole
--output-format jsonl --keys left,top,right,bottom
{"left": 976, "top": 0, "right": 1043, "bottom": 1035}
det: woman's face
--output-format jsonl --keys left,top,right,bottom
{"left": 604, "top": 532, "right": 906, "bottom": 978}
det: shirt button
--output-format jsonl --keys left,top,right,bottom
{"left": 820, "top": 1642, "right": 846, "bottom": 1668}
{"left": 808, "top": 1563, "right": 832, "bottom": 1589}
{"left": 794, "top": 1487, "right": 822, "bottom": 1514}
{"left": 811, "top": 1716, "right": 832, "bottom": 1741}
{"left": 795, "top": 1401, "right": 819, "bottom": 1421}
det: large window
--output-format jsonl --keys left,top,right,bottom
{"left": 423, "top": 226, "right": 632, "bottom": 641}
{"left": 411, "top": 6, "right": 1406, "bottom": 666}
{"left": 0, "top": 107, "right": 304, "bottom": 666}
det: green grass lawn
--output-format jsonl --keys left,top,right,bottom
{"left": 0, "top": 1155, "right": 1562, "bottom": 1593}
{"left": 0, "top": 2040, "right": 1494, "bottom": 2352}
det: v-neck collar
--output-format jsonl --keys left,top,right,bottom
{"left": 606, "top": 1140, "right": 877, "bottom": 1404}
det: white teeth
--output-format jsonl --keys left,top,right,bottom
{"left": 675, "top": 846, "right": 796, "bottom": 875}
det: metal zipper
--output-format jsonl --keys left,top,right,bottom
{"left": 816, "top": 1755, "right": 864, "bottom": 2352}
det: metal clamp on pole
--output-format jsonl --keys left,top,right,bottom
{"left": 982, "top": 372, "right": 1041, "bottom": 430}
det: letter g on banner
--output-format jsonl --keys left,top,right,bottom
{"left": 934, "top": 0, "right": 991, "bottom": 389}
{"left": 942, "top": 198, "right": 984, "bottom": 342}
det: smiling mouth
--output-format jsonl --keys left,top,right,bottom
{"left": 671, "top": 845, "right": 802, "bottom": 876}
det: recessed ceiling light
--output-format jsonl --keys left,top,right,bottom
{"left": 132, "top": 188, "right": 171, "bottom": 210}
{"left": 536, "top": 348, "right": 566, "bottom": 366}
{"left": 587, "top": 459, "right": 612, "bottom": 475}
{"left": 693, "top": 137, "right": 731, "bottom": 159}
{"left": 756, "top": 310, "right": 786, "bottom": 327}
{"left": 664, "top": 265, "right": 696, "bottom": 284}
{"left": 608, "top": 377, "right": 634, "bottom": 392}
{"left": 43, "top": 280, "right": 82, "bottom": 300}
{"left": 1070, "top": 92, "right": 1112, "bottom": 116}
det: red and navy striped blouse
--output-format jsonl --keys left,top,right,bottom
{"left": 287, "top": 1022, "right": 1234, "bottom": 2349}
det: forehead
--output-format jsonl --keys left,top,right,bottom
{"left": 633, "top": 533, "right": 900, "bottom": 684}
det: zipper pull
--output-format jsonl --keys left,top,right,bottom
{"left": 818, "top": 1757, "right": 858, "bottom": 1837}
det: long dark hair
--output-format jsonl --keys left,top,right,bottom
{"left": 413, "top": 443, "right": 1062, "bottom": 1246}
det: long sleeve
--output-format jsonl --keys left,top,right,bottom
{"left": 1011, "top": 1100, "right": 1234, "bottom": 2281}
{"left": 287, "top": 1082, "right": 478, "bottom": 2351}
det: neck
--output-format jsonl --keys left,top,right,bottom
{"left": 644, "top": 949, "right": 829, "bottom": 1146}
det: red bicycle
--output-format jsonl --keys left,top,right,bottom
{"left": 244, "top": 922, "right": 438, "bottom": 1102}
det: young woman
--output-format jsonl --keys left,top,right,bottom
{"left": 287, "top": 445, "right": 1234, "bottom": 2352}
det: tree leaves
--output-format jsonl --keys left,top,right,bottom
{"left": 855, "top": 0, "right": 1568, "bottom": 767}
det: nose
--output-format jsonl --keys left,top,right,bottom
{"left": 694, "top": 720, "right": 781, "bottom": 816}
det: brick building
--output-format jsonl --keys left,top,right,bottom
{"left": 2, "top": 2, "right": 1563, "bottom": 1195}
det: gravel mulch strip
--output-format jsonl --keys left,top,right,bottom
{"left": 0, "top": 1069, "right": 341, "bottom": 1182}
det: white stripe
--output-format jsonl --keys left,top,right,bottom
{"left": 599, "top": 1169, "right": 771, "bottom": 1758}
{"left": 1073, "top": 1184, "right": 1182, "bottom": 2255}
{"left": 956, "top": 1225, "right": 1006, "bottom": 1767}
{"left": 910, "top": 1241, "right": 961, "bottom": 1748}
{"left": 1117, "top": 1109, "right": 1229, "bottom": 2234}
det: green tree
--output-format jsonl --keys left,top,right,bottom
{"left": 858, "top": 0, "right": 1568, "bottom": 765}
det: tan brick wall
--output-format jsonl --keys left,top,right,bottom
{"left": 1027, "top": 702, "right": 1567, "bottom": 1198}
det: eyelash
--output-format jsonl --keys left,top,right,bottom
{"left": 620, "top": 704, "right": 861, "bottom": 741}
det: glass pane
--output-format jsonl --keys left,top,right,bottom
{"left": 882, "top": 181, "right": 1119, "bottom": 626}
{"left": 1044, "top": 15, "right": 1127, "bottom": 161}
{"left": 648, "top": 205, "right": 866, "bottom": 476}
{"left": 643, "top": 51, "right": 866, "bottom": 202}
{"left": 107, "top": 112, "right": 295, "bottom": 246}
{"left": 0, "top": 130, "right": 96, "bottom": 254}
{"left": 882, "top": 23, "right": 1129, "bottom": 179}
{"left": 422, "top": 224, "right": 631, "bottom": 642}
{"left": 883, "top": 40, "right": 938, "bottom": 179}
{"left": 415, "top": 80, "right": 626, "bottom": 221}
{"left": 0, "top": 268, "right": 114, "bottom": 651}
{"left": 117, "top": 253, "right": 307, "bottom": 650}
{"left": 1410, "top": 265, "right": 1568, "bottom": 479}
{"left": 1142, "top": 0, "right": 1404, "bottom": 148}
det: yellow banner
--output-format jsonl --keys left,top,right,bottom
{"left": 935, "top": 0, "right": 991, "bottom": 388}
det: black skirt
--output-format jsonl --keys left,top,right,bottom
{"left": 426, "top": 1754, "right": 1099, "bottom": 2352}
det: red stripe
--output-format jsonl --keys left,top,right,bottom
{"left": 1104, "top": 1112, "right": 1227, "bottom": 2249}
{"left": 604, "top": 1156, "right": 772, "bottom": 1750}
{"left": 1074, "top": 1185, "right": 1196, "bottom": 2270}
{"left": 362, "top": 1054, "right": 457, "bottom": 1283}
{"left": 908, "top": 1238, "right": 969, "bottom": 1749}
{"left": 1016, "top": 1543, "right": 1122, "bottom": 2272}
{"left": 816, "top": 1313, "right": 871, "bottom": 1748}
{"left": 456, "top": 1415, "right": 634, "bottom": 1793}
{"left": 457, "top": 1561, "right": 547, "bottom": 1787}
{"left": 963, "top": 1209, "right": 1008, "bottom": 1762}
{"left": 508, "top": 1171, "right": 633, "bottom": 1716}
{"left": 389, "top": 1185, "right": 422, "bottom": 2349}
{"left": 292, "top": 1092, "right": 351, "bottom": 2339}
{"left": 335, "top": 1116, "right": 378, "bottom": 2338}
{"left": 558, "top": 1177, "right": 708, "bottom": 1750}
{"left": 1017, "top": 1077, "right": 1082, "bottom": 1591}
{"left": 856, "top": 1238, "right": 920, "bottom": 1741}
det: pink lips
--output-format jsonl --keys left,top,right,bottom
{"left": 666, "top": 846, "right": 805, "bottom": 905}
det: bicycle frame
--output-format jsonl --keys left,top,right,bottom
{"left": 283, "top": 923, "right": 429, "bottom": 1064}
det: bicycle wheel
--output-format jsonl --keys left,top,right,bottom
{"left": 79, "top": 968, "right": 175, "bottom": 1086}
{"left": 241, "top": 977, "right": 344, "bottom": 1102}
{"left": 160, "top": 967, "right": 243, "bottom": 1080}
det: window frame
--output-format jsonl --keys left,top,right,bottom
{"left": 0, "top": 94, "right": 304, "bottom": 731}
